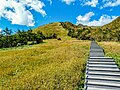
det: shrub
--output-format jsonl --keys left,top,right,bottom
{"left": 57, "top": 38, "right": 62, "bottom": 40}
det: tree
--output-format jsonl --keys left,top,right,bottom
{"left": 3, "top": 27, "right": 12, "bottom": 36}
{"left": 37, "top": 31, "right": 45, "bottom": 39}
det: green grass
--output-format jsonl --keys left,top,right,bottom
{"left": 33, "top": 22, "right": 68, "bottom": 37}
{"left": 99, "top": 42, "right": 120, "bottom": 68}
{"left": 0, "top": 38, "right": 90, "bottom": 90}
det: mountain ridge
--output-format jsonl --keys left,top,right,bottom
{"left": 33, "top": 17, "right": 120, "bottom": 41}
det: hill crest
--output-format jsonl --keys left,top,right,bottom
{"left": 33, "top": 17, "right": 120, "bottom": 41}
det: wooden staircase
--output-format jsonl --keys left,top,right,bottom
{"left": 84, "top": 41, "right": 120, "bottom": 90}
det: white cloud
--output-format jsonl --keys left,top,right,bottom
{"left": 76, "top": 12, "right": 118, "bottom": 26}
{"left": 88, "top": 15, "right": 118, "bottom": 26}
{"left": 103, "top": 0, "right": 120, "bottom": 7}
{"left": 76, "top": 12, "right": 95, "bottom": 25}
{"left": 61, "top": 0, "right": 120, "bottom": 8}
{"left": 62, "top": 0, "right": 76, "bottom": 5}
{"left": 83, "top": 0, "right": 98, "bottom": 7}
{"left": 0, "top": 0, "right": 46, "bottom": 26}
{"left": 20, "top": 0, "right": 46, "bottom": 16}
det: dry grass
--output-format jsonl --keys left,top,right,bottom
{"left": 33, "top": 22, "right": 68, "bottom": 37}
{"left": 0, "top": 38, "right": 90, "bottom": 90}
{"left": 99, "top": 42, "right": 120, "bottom": 68}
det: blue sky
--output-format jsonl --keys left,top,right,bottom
{"left": 0, "top": 0, "right": 120, "bottom": 32}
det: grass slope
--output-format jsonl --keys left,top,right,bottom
{"left": 33, "top": 22, "right": 68, "bottom": 37}
{"left": 100, "top": 42, "right": 120, "bottom": 68}
{"left": 0, "top": 39, "right": 90, "bottom": 89}
{"left": 66, "top": 17, "right": 120, "bottom": 41}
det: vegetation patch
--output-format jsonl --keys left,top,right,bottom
{"left": 33, "top": 22, "right": 68, "bottom": 37}
{"left": 67, "top": 17, "right": 120, "bottom": 42}
{"left": 99, "top": 42, "right": 120, "bottom": 68}
{"left": 0, "top": 39, "right": 90, "bottom": 90}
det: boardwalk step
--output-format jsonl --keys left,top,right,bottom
{"left": 88, "top": 59, "right": 114, "bottom": 62}
{"left": 90, "top": 51, "right": 104, "bottom": 52}
{"left": 86, "top": 75, "right": 120, "bottom": 82}
{"left": 87, "top": 64, "right": 118, "bottom": 67}
{"left": 89, "top": 55, "right": 104, "bottom": 57}
{"left": 90, "top": 48, "right": 103, "bottom": 49}
{"left": 86, "top": 77, "right": 120, "bottom": 82}
{"left": 90, "top": 53, "right": 104, "bottom": 56}
{"left": 90, "top": 46, "right": 102, "bottom": 48}
{"left": 90, "top": 53, "right": 104, "bottom": 55}
{"left": 88, "top": 62, "right": 116, "bottom": 64}
{"left": 85, "top": 41, "right": 120, "bottom": 90}
{"left": 86, "top": 84, "right": 120, "bottom": 90}
{"left": 89, "top": 57, "right": 113, "bottom": 59}
{"left": 86, "top": 74, "right": 120, "bottom": 81}
{"left": 87, "top": 69, "right": 120, "bottom": 72}
{"left": 86, "top": 80, "right": 120, "bottom": 87}
{"left": 90, "top": 52, "right": 104, "bottom": 54}
{"left": 90, "top": 49, "right": 103, "bottom": 53}
{"left": 87, "top": 70, "right": 120, "bottom": 75}
{"left": 87, "top": 65, "right": 118, "bottom": 68}
{"left": 90, "top": 50, "right": 103, "bottom": 52}
{"left": 86, "top": 73, "right": 120, "bottom": 77}
{"left": 87, "top": 67, "right": 119, "bottom": 71}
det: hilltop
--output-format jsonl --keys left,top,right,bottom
{"left": 33, "top": 22, "right": 79, "bottom": 38}
{"left": 33, "top": 22, "right": 67, "bottom": 37}
{"left": 33, "top": 22, "right": 73, "bottom": 37}
{"left": 32, "top": 17, "right": 120, "bottom": 42}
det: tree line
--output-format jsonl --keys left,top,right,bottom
{"left": 0, "top": 28, "right": 57, "bottom": 48}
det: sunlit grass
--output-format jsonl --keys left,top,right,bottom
{"left": 33, "top": 22, "right": 68, "bottom": 37}
{"left": 99, "top": 42, "right": 120, "bottom": 68}
{"left": 0, "top": 38, "right": 90, "bottom": 90}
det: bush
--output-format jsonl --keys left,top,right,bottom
{"left": 0, "top": 28, "right": 44, "bottom": 48}
{"left": 68, "top": 27, "right": 120, "bottom": 42}
{"left": 57, "top": 38, "right": 62, "bottom": 40}
{"left": 0, "top": 28, "right": 58, "bottom": 48}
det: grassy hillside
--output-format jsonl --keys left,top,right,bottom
{"left": 61, "top": 22, "right": 78, "bottom": 30}
{"left": 32, "top": 17, "right": 120, "bottom": 42}
{"left": 100, "top": 42, "right": 120, "bottom": 68}
{"left": 99, "top": 17, "right": 120, "bottom": 66}
{"left": 0, "top": 39, "right": 90, "bottom": 89}
{"left": 95, "top": 17, "right": 120, "bottom": 41}
{"left": 33, "top": 22, "right": 68, "bottom": 37}
{"left": 67, "top": 17, "right": 120, "bottom": 41}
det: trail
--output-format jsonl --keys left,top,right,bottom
{"left": 84, "top": 41, "right": 120, "bottom": 90}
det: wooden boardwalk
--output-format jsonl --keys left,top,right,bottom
{"left": 84, "top": 41, "right": 120, "bottom": 90}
